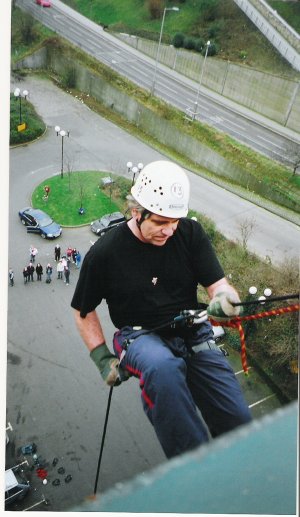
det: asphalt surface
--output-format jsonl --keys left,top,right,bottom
{"left": 4, "top": 75, "right": 297, "bottom": 511}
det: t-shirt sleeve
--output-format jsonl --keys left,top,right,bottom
{"left": 190, "top": 220, "right": 225, "bottom": 287}
{"left": 71, "top": 245, "right": 106, "bottom": 318}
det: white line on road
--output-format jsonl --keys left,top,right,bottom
{"left": 29, "top": 165, "right": 55, "bottom": 176}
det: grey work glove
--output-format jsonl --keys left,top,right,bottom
{"left": 90, "top": 343, "right": 121, "bottom": 386}
{"left": 207, "top": 290, "right": 242, "bottom": 322}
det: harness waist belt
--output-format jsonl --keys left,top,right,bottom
{"left": 191, "top": 339, "right": 219, "bottom": 353}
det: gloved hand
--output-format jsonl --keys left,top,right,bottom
{"left": 207, "top": 290, "right": 242, "bottom": 322}
{"left": 90, "top": 343, "right": 121, "bottom": 386}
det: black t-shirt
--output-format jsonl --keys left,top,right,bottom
{"left": 71, "top": 218, "right": 224, "bottom": 329}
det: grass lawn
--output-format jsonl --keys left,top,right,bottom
{"left": 10, "top": 94, "right": 46, "bottom": 145}
{"left": 267, "top": 0, "right": 300, "bottom": 34}
{"left": 31, "top": 171, "right": 125, "bottom": 226}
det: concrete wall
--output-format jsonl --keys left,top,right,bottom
{"left": 116, "top": 33, "right": 300, "bottom": 133}
{"left": 234, "top": 0, "right": 300, "bottom": 68}
{"left": 13, "top": 49, "right": 299, "bottom": 213}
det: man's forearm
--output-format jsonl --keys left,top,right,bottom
{"left": 74, "top": 309, "right": 106, "bottom": 352}
{"left": 206, "top": 278, "right": 239, "bottom": 301}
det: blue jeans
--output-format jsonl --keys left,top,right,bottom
{"left": 113, "top": 325, "right": 252, "bottom": 458}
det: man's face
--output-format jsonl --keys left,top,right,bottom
{"left": 138, "top": 213, "right": 179, "bottom": 246}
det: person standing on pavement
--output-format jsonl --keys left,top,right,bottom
{"left": 66, "top": 247, "right": 73, "bottom": 263}
{"left": 64, "top": 266, "right": 70, "bottom": 285}
{"left": 36, "top": 263, "right": 43, "bottom": 281}
{"left": 46, "top": 263, "right": 53, "bottom": 283}
{"left": 23, "top": 266, "right": 28, "bottom": 284}
{"left": 54, "top": 244, "right": 61, "bottom": 262}
{"left": 57, "top": 259, "right": 64, "bottom": 279}
{"left": 27, "top": 262, "right": 35, "bottom": 282}
{"left": 8, "top": 268, "right": 14, "bottom": 286}
{"left": 75, "top": 250, "right": 81, "bottom": 269}
{"left": 72, "top": 248, "right": 77, "bottom": 264}
{"left": 71, "top": 161, "right": 252, "bottom": 459}
{"left": 30, "top": 245, "right": 38, "bottom": 263}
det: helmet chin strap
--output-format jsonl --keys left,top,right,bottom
{"left": 136, "top": 209, "right": 151, "bottom": 231}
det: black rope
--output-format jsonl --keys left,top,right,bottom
{"left": 232, "top": 293, "right": 299, "bottom": 307}
{"left": 93, "top": 385, "right": 114, "bottom": 495}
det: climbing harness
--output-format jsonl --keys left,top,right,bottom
{"left": 93, "top": 295, "right": 299, "bottom": 494}
{"left": 119, "top": 296, "right": 299, "bottom": 377}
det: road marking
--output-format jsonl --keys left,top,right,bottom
{"left": 248, "top": 393, "right": 276, "bottom": 408}
{"left": 30, "top": 165, "right": 54, "bottom": 175}
{"left": 209, "top": 115, "right": 224, "bottom": 124}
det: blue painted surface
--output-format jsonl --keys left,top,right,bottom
{"left": 73, "top": 402, "right": 298, "bottom": 514}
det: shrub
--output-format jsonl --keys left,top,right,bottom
{"left": 205, "top": 42, "right": 217, "bottom": 56}
{"left": 19, "top": 12, "right": 37, "bottom": 45}
{"left": 172, "top": 32, "right": 185, "bottom": 48}
{"left": 62, "top": 66, "right": 77, "bottom": 88}
{"left": 194, "top": 38, "right": 205, "bottom": 53}
{"left": 208, "top": 19, "right": 225, "bottom": 39}
{"left": 148, "top": 0, "right": 163, "bottom": 20}
{"left": 183, "top": 36, "right": 196, "bottom": 50}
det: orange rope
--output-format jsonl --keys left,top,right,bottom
{"left": 210, "top": 304, "right": 299, "bottom": 375}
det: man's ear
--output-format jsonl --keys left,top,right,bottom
{"left": 131, "top": 208, "right": 141, "bottom": 221}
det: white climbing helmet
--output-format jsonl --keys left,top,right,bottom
{"left": 131, "top": 161, "right": 190, "bottom": 218}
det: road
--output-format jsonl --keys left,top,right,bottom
{"left": 15, "top": 0, "right": 300, "bottom": 167}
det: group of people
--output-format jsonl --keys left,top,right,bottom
{"left": 55, "top": 244, "right": 81, "bottom": 269}
{"left": 9, "top": 244, "right": 82, "bottom": 287}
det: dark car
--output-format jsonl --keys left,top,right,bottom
{"left": 90, "top": 211, "right": 126, "bottom": 236}
{"left": 18, "top": 207, "right": 62, "bottom": 239}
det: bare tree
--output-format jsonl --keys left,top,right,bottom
{"left": 65, "top": 159, "right": 74, "bottom": 192}
{"left": 76, "top": 171, "right": 86, "bottom": 211}
{"left": 282, "top": 141, "right": 300, "bottom": 175}
{"left": 238, "top": 217, "right": 257, "bottom": 252}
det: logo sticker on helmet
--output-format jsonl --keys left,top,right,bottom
{"left": 171, "top": 183, "right": 184, "bottom": 198}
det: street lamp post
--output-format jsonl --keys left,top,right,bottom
{"left": 192, "top": 40, "right": 210, "bottom": 120}
{"left": 151, "top": 6, "right": 179, "bottom": 95}
{"left": 14, "top": 88, "right": 29, "bottom": 129}
{"left": 55, "top": 125, "right": 70, "bottom": 179}
{"left": 127, "top": 161, "right": 144, "bottom": 186}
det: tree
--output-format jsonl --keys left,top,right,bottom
{"left": 283, "top": 141, "right": 300, "bottom": 175}
{"left": 238, "top": 217, "right": 256, "bottom": 253}
{"left": 19, "top": 12, "right": 37, "bottom": 44}
{"left": 201, "top": 0, "right": 219, "bottom": 22}
{"left": 148, "top": 0, "right": 163, "bottom": 20}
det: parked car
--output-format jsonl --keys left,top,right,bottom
{"left": 18, "top": 207, "right": 62, "bottom": 239}
{"left": 5, "top": 464, "right": 30, "bottom": 507}
{"left": 90, "top": 211, "right": 126, "bottom": 236}
{"left": 36, "top": 0, "right": 51, "bottom": 7}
